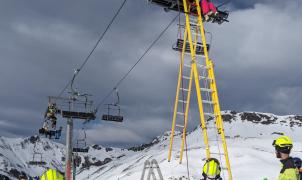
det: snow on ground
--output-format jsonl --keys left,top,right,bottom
{"left": 76, "top": 111, "right": 302, "bottom": 180}
{"left": 0, "top": 111, "right": 301, "bottom": 179}
{"left": 77, "top": 134, "right": 302, "bottom": 180}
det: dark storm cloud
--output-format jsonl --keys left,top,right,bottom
{"left": 0, "top": 0, "right": 301, "bottom": 147}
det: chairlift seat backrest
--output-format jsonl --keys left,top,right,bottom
{"left": 29, "top": 161, "right": 47, "bottom": 166}
{"left": 61, "top": 111, "right": 96, "bottom": 120}
{"left": 73, "top": 147, "right": 89, "bottom": 153}
{"left": 173, "top": 39, "right": 210, "bottom": 55}
{"left": 102, "top": 115, "right": 123, "bottom": 122}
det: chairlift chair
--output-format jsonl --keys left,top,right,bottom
{"left": 48, "top": 96, "right": 96, "bottom": 121}
{"left": 101, "top": 104, "right": 124, "bottom": 122}
{"left": 39, "top": 120, "right": 62, "bottom": 140}
{"left": 148, "top": 0, "right": 229, "bottom": 24}
{"left": 28, "top": 152, "right": 46, "bottom": 166}
{"left": 73, "top": 129, "right": 89, "bottom": 153}
{"left": 101, "top": 89, "right": 124, "bottom": 122}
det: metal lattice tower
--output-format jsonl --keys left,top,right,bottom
{"left": 167, "top": 0, "right": 233, "bottom": 179}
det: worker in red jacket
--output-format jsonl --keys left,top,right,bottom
{"left": 201, "top": 0, "right": 218, "bottom": 21}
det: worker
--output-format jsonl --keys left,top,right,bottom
{"left": 44, "top": 103, "right": 58, "bottom": 129}
{"left": 19, "top": 175, "right": 26, "bottom": 180}
{"left": 40, "top": 169, "right": 64, "bottom": 180}
{"left": 272, "top": 136, "right": 300, "bottom": 180}
{"left": 202, "top": 158, "right": 222, "bottom": 180}
{"left": 201, "top": 0, "right": 218, "bottom": 22}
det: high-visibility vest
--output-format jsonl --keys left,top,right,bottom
{"left": 40, "top": 169, "right": 63, "bottom": 180}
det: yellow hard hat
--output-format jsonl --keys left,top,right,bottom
{"left": 272, "top": 136, "right": 293, "bottom": 154}
{"left": 202, "top": 158, "right": 221, "bottom": 179}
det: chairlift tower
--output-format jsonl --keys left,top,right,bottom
{"left": 48, "top": 70, "right": 96, "bottom": 180}
{"left": 149, "top": 0, "right": 232, "bottom": 179}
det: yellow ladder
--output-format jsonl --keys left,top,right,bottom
{"left": 167, "top": 0, "right": 232, "bottom": 179}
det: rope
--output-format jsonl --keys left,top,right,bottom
{"left": 95, "top": 14, "right": 179, "bottom": 111}
{"left": 57, "top": 0, "right": 128, "bottom": 98}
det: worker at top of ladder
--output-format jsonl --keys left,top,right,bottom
{"left": 189, "top": 0, "right": 218, "bottom": 21}
{"left": 201, "top": 0, "right": 218, "bottom": 22}
{"left": 202, "top": 158, "right": 222, "bottom": 180}
{"left": 272, "top": 136, "right": 300, "bottom": 180}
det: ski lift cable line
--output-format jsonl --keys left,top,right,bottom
{"left": 95, "top": 14, "right": 179, "bottom": 111}
{"left": 57, "top": 0, "right": 128, "bottom": 98}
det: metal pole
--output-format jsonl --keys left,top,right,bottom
{"left": 66, "top": 69, "right": 78, "bottom": 180}
{"left": 73, "top": 155, "right": 76, "bottom": 180}
{"left": 65, "top": 100, "right": 73, "bottom": 180}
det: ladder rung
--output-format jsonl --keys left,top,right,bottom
{"left": 192, "top": 31, "right": 201, "bottom": 37}
{"left": 178, "top": 100, "right": 187, "bottom": 104}
{"left": 183, "top": 64, "right": 191, "bottom": 68}
{"left": 197, "top": 64, "right": 210, "bottom": 69}
{"left": 207, "top": 126, "right": 217, "bottom": 129}
{"left": 200, "top": 88, "right": 213, "bottom": 93}
{"left": 184, "top": 51, "right": 204, "bottom": 57}
{"left": 204, "top": 113, "right": 216, "bottom": 117}
{"left": 180, "top": 88, "right": 189, "bottom": 92}
{"left": 208, "top": 139, "right": 220, "bottom": 142}
{"left": 176, "top": 124, "right": 185, "bottom": 128}
{"left": 177, "top": 112, "right": 185, "bottom": 115}
{"left": 199, "top": 76, "right": 213, "bottom": 81}
{"left": 211, "top": 152, "right": 225, "bottom": 155}
{"left": 179, "top": 24, "right": 200, "bottom": 33}
{"left": 189, "top": 21, "right": 199, "bottom": 26}
{"left": 182, "top": 76, "right": 191, "bottom": 80}
{"left": 201, "top": 126, "right": 216, "bottom": 130}
{"left": 202, "top": 100, "right": 215, "bottom": 104}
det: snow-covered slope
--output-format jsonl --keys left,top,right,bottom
{"left": 0, "top": 136, "right": 134, "bottom": 180}
{"left": 1, "top": 111, "right": 302, "bottom": 180}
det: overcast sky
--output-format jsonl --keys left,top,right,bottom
{"left": 0, "top": 0, "right": 301, "bottom": 147}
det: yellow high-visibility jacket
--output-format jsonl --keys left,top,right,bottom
{"left": 278, "top": 158, "right": 300, "bottom": 180}
{"left": 40, "top": 169, "right": 63, "bottom": 180}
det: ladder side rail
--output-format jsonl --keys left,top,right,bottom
{"left": 193, "top": 0, "right": 210, "bottom": 65}
{"left": 141, "top": 160, "right": 150, "bottom": 180}
{"left": 193, "top": 1, "right": 233, "bottom": 177}
{"left": 179, "top": 30, "right": 197, "bottom": 163}
{"left": 146, "top": 163, "right": 154, "bottom": 180}
{"left": 179, "top": 59, "right": 194, "bottom": 164}
{"left": 151, "top": 159, "right": 164, "bottom": 180}
{"left": 182, "top": 0, "right": 211, "bottom": 159}
{"left": 208, "top": 60, "right": 233, "bottom": 179}
{"left": 168, "top": 29, "right": 189, "bottom": 162}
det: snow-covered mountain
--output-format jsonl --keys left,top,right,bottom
{"left": 1, "top": 111, "right": 302, "bottom": 180}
